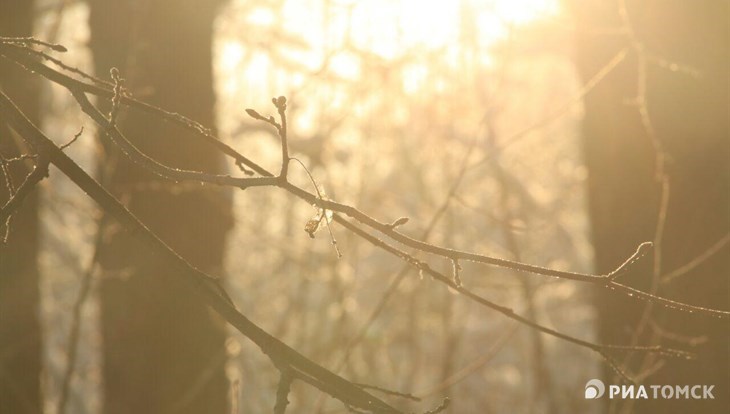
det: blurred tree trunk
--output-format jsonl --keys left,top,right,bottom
{"left": 0, "top": 1, "right": 42, "bottom": 413}
{"left": 571, "top": 0, "right": 728, "bottom": 412}
{"left": 89, "top": 1, "right": 232, "bottom": 413}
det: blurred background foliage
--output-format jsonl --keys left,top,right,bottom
{"left": 32, "top": 1, "right": 596, "bottom": 412}
{"left": 5, "top": 0, "right": 725, "bottom": 413}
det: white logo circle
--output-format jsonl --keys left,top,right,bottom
{"left": 585, "top": 379, "right": 605, "bottom": 399}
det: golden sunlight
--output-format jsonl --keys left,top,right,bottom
{"left": 8, "top": 0, "right": 726, "bottom": 413}
{"left": 218, "top": 0, "right": 560, "bottom": 95}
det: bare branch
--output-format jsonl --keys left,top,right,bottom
{"left": 418, "top": 323, "right": 519, "bottom": 398}
{"left": 0, "top": 88, "right": 402, "bottom": 414}
{"left": 273, "top": 96, "right": 290, "bottom": 180}
{"left": 662, "top": 233, "right": 730, "bottom": 284}
{"left": 70, "top": 88, "right": 277, "bottom": 189}
{"left": 57, "top": 214, "right": 105, "bottom": 414}
{"left": 331, "top": 212, "right": 694, "bottom": 378}
{"left": 421, "top": 398, "right": 450, "bottom": 414}
{"left": 0, "top": 36, "right": 67, "bottom": 52}
{"left": 1, "top": 36, "right": 727, "bottom": 410}
{"left": 3, "top": 44, "right": 725, "bottom": 320}
{"left": 0, "top": 42, "right": 265, "bottom": 175}
{"left": 274, "top": 369, "right": 294, "bottom": 414}
{"left": 354, "top": 383, "right": 420, "bottom": 402}
{"left": 59, "top": 126, "right": 84, "bottom": 151}
{"left": 0, "top": 151, "right": 48, "bottom": 226}
{"left": 290, "top": 157, "right": 341, "bottom": 258}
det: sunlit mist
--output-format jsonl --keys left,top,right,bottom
{"left": 1, "top": 0, "right": 721, "bottom": 412}
{"left": 212, "top": 1, "right": 594, "bottom": 413}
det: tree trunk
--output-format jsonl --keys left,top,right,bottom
{"left": 88, "top": 1, "right": 232, "bottom": 413}
{"left": 0, "top": 1, "right": 42, "bottom": 412}
{"left": 572, "top": 1, "right": 729, "bottom": 412}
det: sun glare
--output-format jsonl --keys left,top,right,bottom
{"left": 218, "top": 0, "right": 560, "bottom": 94}
{"left": 495, "top": 0, "right": 559, "bottom": 25}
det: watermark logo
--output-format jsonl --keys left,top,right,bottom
{"left": 584, "top": 379, "right": 715, "bottom": 400}
{"left": 585, "top": 379, "right": 605, "bottom": 399}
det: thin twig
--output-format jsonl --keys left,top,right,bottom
{"left": 37, "top": 43, "right": 721, "bottom": 324}
{"left": 1, "top": 42, "right": 262, "bottom": 174}
{"left": 2, "top": 35, "right": 725, "bottom": 410}
{"left": 0, "top": 152, "right": 49, "bottom": 225}
{"left": 617, "top": 0, "right": 673, "bottom": 379}
{"left": 0, "top": 36, "right": 67, "bottom": 52}
{"left": 108, "top": 68, "right": 123, "bottom": 126}
{"left": 606, "top": 241, "right": 653, "bottom": 281}
{"left": 19, "top": 45, "right": 114, "bottom": 89}
{"left": 57, "top": 214, "right": 106, "bottom": 414}
{"left": 0, "top": 43, "right": 678, "bottom": 289}
{"left": 290, "top": 157, "right": 341, "bottom": 258}
{"left": 331, "top": 213, "right": 694, "bottom": 382}
{"left": 662, "top": 233, "right": 730, "bottom": 284}
{"left": 331, "top": 139, "right": 478, "bottom": 376}
{"left": 467, "top": 47, "right": 629, "bottom": 171}
{"left": 0, "top": 88, "right": 402, "bottom": 414}
{"left": 417, "top": 323, "right": 519, "bottom": 398}
{"left": 273, "top": 96, "right": 290, "bottom": 179}
{"left": 5, "top": 44, "right": 726, "bottom": 319}
{"left": 0, "top": 153, "right": 17, "bottom": 243}
{"left": 274, "top": 369, "right": 294, "bottom": 414}
{"left": 354, "top": 383, "right": 420, "bottom": 402}
{"left": 71, "top": 89, "right": 276, "bottom": 189}
{"left": 59, "top": 126, "right": 84, "bottom": 151}
{"left": 231, "top": 379, "right": 240, "bottom": 414}
{"left": 422, "top": 398, "right": 450, "bottom": 414}
{"left": 1, "top": 153, "right": 38, "bottom": 164}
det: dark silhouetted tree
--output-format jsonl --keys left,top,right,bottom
{"left": 0, "top": 0, "right": 42, "bottom": 412}
{"left": 572, "top": 0, "right": 729, "bottom": 412}
{"left": 89, "top": 1, "right": 231, "bottom": 412}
